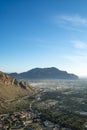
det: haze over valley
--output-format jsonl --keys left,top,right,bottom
{"left": 0, "top": 71, "right": 87, "bottom": 129}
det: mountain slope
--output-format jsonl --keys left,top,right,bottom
{"left": 0, "top": 71, "right": 35, "bottom": 100}
{"left": 9, "top": 67, "right": 79, "bottom": 80}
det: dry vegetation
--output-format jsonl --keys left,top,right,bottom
{"left": 0, "top": 71, "right": 36, "bottom": 114}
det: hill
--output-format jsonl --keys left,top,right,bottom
{"left": 9, "top": 67, "right": 79, "bottom": 80}
{"left": 0, "top": 71, "right": 35, "bottom": 100}
{"left": 0, "top": 71, "right": 36, "bottom": 113}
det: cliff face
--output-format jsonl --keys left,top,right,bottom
{"left": 0, "top": 71, "right": 35, "bottom": 100}
{"left": 0, "top": 71, "right": 19, "bottom": 86}
{"left": 0, "top": 71, "right": 34, "bottom": 89}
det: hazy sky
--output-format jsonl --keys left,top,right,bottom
{"left": 1, "top": 0, "right": 87, "bottom": 76}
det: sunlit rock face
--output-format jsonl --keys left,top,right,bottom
{"left": 0, "top": 71, "right": 35, "bottom": 95}
{"left": 0, "top": 71, "right": 19, "bottom": 86}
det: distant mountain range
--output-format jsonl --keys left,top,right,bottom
{"left": 9, "top": 67, "right": 79, "bottom": 80}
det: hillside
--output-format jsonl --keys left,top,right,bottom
{"left": 9, "top": 67, "right": 79, "bottom": 80}
{"left": 0, "top": 71, "right": 36, "bottom": 114}
{"left": 0, "top": 71, "right": 35, "bottom": 100}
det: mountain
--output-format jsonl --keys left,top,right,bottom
{"left": 0, "top": 71, "right": 35, "bottom": 100}
{"left": 9, "top": 67, "right": 79, "bottom": 80}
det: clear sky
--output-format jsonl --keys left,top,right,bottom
{"left": 1, "top": 0, "right": 87, "bottom": 77}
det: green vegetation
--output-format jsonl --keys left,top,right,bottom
{"left": 32, "top": 80, "right": 87, "bottom": 130}
{"left": 0, "top": 76, "right": 87, "bottom": 130}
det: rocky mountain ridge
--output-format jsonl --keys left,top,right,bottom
{"left": 0, "top": 71, "right": 19, "bottom": 86}
{"left": 0, "top": 71, "right": 35, "bottom": 100}
{"left": 0, "top": 71, "right": 33, "bottom": 89}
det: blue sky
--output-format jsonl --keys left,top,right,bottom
{"left": 1, "top": 0, "right": 87, "bottom": 76}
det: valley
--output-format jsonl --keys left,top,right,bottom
{"left": 0, "top": 72, "right": 87, "bottom": 130}
{"left": 30, "top": 79, "right": 87, "bottom": 130}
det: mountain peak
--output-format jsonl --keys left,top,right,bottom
{"left": 9, "top": 67, "right": 79, "bottom": 80}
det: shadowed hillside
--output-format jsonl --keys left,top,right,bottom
{"left": 9, "top": 67, "right": 79, "bottom": 80}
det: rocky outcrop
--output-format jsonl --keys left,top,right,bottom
{"left": 0, "top": 71, "right": 35, "bottom": 101}
{"left": 0, "top": 71, "right": 18, "bottom": 86}
{"left": 0, "top": 71, "right": 34, "bottom": 90}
